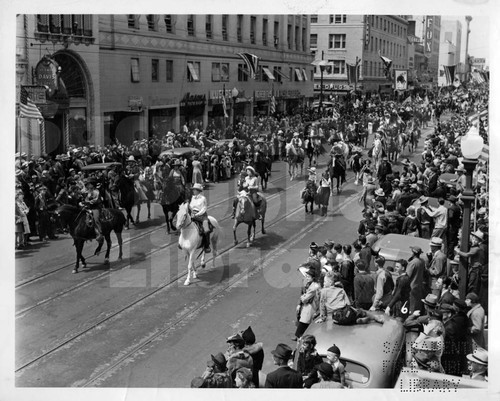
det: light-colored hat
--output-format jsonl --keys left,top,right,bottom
{"left": 308, "top": 167, "right": 317, "bottom": 173}
{"left": 127, "top": 155, "right": 135, "bottom": 162}
{"left": 192, "top": 183, "right": 203, "bottom": 191}
{"left": 293, "top": 132, "right": 300, "bottom": 137}
{"left": 375, "top": 188, "right": 385, "bottom": 196}
{"left": 246, "top": 166, "right": 256, "bottom": 175}
{"left": 430, "top": 237, "right": 443, "bottom": 247}
{"left": 471, "top": 230, "right": 484, "bottom": 241}
{"left": 466, "top": 348, "right": 488, "bottom": 365}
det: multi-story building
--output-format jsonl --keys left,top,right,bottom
{"left": 437, "top": 19, "right": 463, "bottom": 86}
{"left": 16, "top": 14, "right": 313, "bottom": 156}
{"left": 410, "top": 15, "right": 441, "bottom": 88}
{"left": 310, "top": 14, "right": 409, "bottom": 99}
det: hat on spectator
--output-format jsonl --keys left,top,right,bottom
{"left": 127, "top": 155, "right": 135, "bottom": 162}
{"left": 316, "top": 362, "right": 334, "bottom": 379}
{"left": 271, "top": 343, "right": 293, "bottom": 361}
{"left": 192, "top": 183, "right": 204, "bottom": 191}
{"left": 471, "top": 230, "right": 484, "bottom": 241}
{"left": 449, "top": 256, "right": 460, "bottom": 266}
{"left": 375, "top": 256, "right": 386, "bottom": 266}
{"left": 409, "top": 245, "right": 423, "bottom": 254}
{"left": 439, "top": 303, "right": 455, "bottom": 313}
{"left": 465, "top": 292, "right": 480, "bottom": 303}
{"left": 430, "top": 237, "right": 443, "bottom": 247}
{"left": 236, "top": 367, "right": 253, "bottom": 382}
{"left": 226, "top": 333, "right": 245, "bottom": 347}
{"left": 246, "top": 166, "right": 256, "bottom": 175}
{"left": 373, "top": 201, "right": 385, "bottom": 212}
{"left": 466, "top": 348, "right": 488, "bottom": 366}
{"left": 309, "top": 242, "right": 319, "bottom": 251}
{"left": 293, "top": 132, "right": 300, "bottom": 137}
{"left": 477, "top": 207, "right": 487, "bottom": 215}
{"left": 323, "top": 240, "right": 334, "bottom": 248}
{"left": 410, "top": 183, "right": 418, "bottom": 189}
{"left": 241, "top": 326, "right": 256, "bottom": 345}
{"left": 456, "top": 166, "right": 465, "bottom": 173}
{"left": 327, "top": 344, "right": 341, "bottom": 356}
{"left": 375, "top": 188, "right": 385, "bottom": 196}
{"left": 209, "top": 352, "right": 227, "bottom": 371}
{"left": 419, "top": 195, "right": 429, "bottom": 204}
{"left": 421, "top": 294, "right": 439, "bottom": 308}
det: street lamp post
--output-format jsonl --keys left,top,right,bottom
{"left": 465, "top": 16, "right": 472, "bottom": 83}
{"left": 320, "top": 50, "right": 325, "bottom": 113}
{"left": 458, "top": 124, "right": 483, "bottom": 300}
{"left": 231, "top": 87, "right": 239, "bottom": 130}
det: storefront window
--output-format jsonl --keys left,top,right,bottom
{"left": 149, "top": 108, "right": 176, "bottom": 138}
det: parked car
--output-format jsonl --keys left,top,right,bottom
{"left": 372, "top": 234, "right": 431, "bottom": 269}
{"left": 159, "top": 147, "right": 201, "bottom": 158}
{"left": 294, "top": 313, "right": 405, "bottom": 388}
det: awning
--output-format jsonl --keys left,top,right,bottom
{"left": 294, "top": 68, "right": 303, "bottom": 81}
{"left": 262, "top": 67, "right": 275, "bottom": 81}
{"left": 274, "top": 68, "right": 290, "bottom": 81}
{"left": 187, "top": 62, "right": 199, "bottom": 81}
{"left": 301, "top": 68, "right": 308, "bottom": 81}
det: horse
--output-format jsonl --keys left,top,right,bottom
{"left": 54, "top": 204, "right": 126, "bottom": 273}
{"left": 160, "top": 176, "right": 189, "bottom": 234}
{"left": 300, "top": 180, "right": 317, "bottom": 214}
{"left": 328, "top": 154, "right": 347, "bottom": 195}
{"left": 114, "top": 175, "right": 137, "bottom": 229}
{"left": 386, "top": 134, "right": 403, "bottom": 163}
{"left": 286, "top": 142, "right": 305, "bottom": 181}
{"left": 253, "top": 151, "right": 271, "bottom": 190}
{"left": 233, "top": 192, "right": 267, "bottom": 247}
{"left": 175, "top": 201, "right": 220, "bottom": 286}
{"left": 305, "top": 137, "right": 323, "bottom": 167}
{"left": 370, "top": 136, "right": 384, "bottom": 171}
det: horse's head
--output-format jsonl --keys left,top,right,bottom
{"left": 176, "top": 201, "right": 191, "bottom": 228}
{"left": 236, "top": 194, "right": 255, "bottom": 221}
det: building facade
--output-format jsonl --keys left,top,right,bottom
{"left": 310, "top": 14, "right": 410, "bottom": 99}
{"left": 16, "top": 14, "right": 314, "bottom": 156}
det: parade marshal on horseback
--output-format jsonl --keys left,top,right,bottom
{"left": 189, "top": 183, "right": 211, "bottom": 253}
{"left": 81, "top": 178, "right": 104, "bottom": 243}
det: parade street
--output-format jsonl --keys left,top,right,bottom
{"left": 15, "top": 122, "right": 434, "bottom": 387}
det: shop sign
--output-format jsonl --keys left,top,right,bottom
{"left": 364, "top": 16, "right": 371, "bottom": 48}
{"left": 128, "top": 95, "right": 143, "bottom": 111}
{"left": 22, "top": 85, "right": 47, "bottom": 104}
{"left": 34, "top": 56, "right": 60, "bottom": 96}
{"left": 149, "top": 96, "right": 177, "bottom": 106}
{"left": 278, "top": 89, "right": 301, "bottom": 98}
{"left": 471, "top": 58, "right": 485, "bottom": 64}
{"left": 314, "top": 83, "right": 353, "bottom": 91}
{"left": 255, "top": 90, "right": 272, "bottom": 99}
{"left": 180, "top": 93, "right": 206, "bottom": 107}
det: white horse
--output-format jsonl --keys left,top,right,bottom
{"left": 372, "top": 137, "right": 384, "bottom": 171}
{"left": 175, "top": 202, "right": 220, "bottom": 286}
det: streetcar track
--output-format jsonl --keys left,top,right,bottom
{"left": 15, "top": 161, "right": 310, "bottom": 289}
{"left": 15, "top": 160, "right": 334, "bottom": 317}
{"left": 16, "top": 190, "right": 355, "bottom": 378}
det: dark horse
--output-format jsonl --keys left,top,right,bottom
{"left": 328, "top": 154, "right": 347, "bottom": 195}
{"left": 113, "top": 174, "right": 140, "bottom": 229}
{"left": 55, "top": 204, "right": 126, "bottom": 273}
{"left": 160, "top": 176, "right": 190, "bottom": 234}
{"left": 301, "top": 180, "right": 317, "bottom": 214}
{"left": 253, "top": 151, "right": 271, "bottom": 190}
{"left": 233, "top": 193, "right": 267, "bottom": 248}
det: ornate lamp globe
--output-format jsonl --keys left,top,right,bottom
{"left": 461, "top": 124, "right": 484, "bottom": 159}
{"left": 231, "top": 87, "right": 239, "bottom": 98}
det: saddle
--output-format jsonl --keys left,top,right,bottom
{"left": 192, "top": 219, "right": 214, "bottom": 236}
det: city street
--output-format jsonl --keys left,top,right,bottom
{"left": 15, "top": 123, "right": 433, "bottom": 387}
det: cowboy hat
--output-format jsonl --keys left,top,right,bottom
{"left": 308, "top": 167, "right": 317, "bottom": 173}
{"left": 419, "top": 195, "right": 429, "bottom": 204}
{"left": 209, "top": 352, "right": 227, "bottom": 370}
{"left": 127, "top": 155, "right": 136, "bottom": 162}
{"left": 466, "top": 348, "right": 488, "bottom": 365}
{"left": 246, "top": 166, "right": 256, "bottom": 175}
{"left": 409, "top": 245, "right": 423, "bottom": 254}
{"left": 192, "top": 183, "right": 203, "bottom": 191}
{"left": 375, "top": 188, "right": 385, "bottom": 196}
{"left": 471, "top": 230, "right": 484, "bottom": 241}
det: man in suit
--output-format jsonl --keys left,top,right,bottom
{"left": 426, "top": 237, "right": 447, "bottom": 297}
{"left": 406, "top": 246, "right": 427, "bottom": 313}
{"left": 264, "top": 343, "right": 303, "bottom": 388}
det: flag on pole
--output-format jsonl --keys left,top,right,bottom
{"left": 222, "top": 94, "right": 228, "bottom": 118}
{"left": 443, "top": 65, "right": 456, "bottom": 86}
{"left": 378, "top": 50, "right": 392, "bottom": 79}
{"left": 19, "top": 86, "right": 43, "bottom": 120}
{"left": 270, "top": 95, "right": 276, "bottom": 114}
{"left": 471, "top": 71, "right": 485, "bottom": 85}
{"left": 237, "top": 52, "right": 259, "bottom": 80}
{"left": 347, "top": 63, "right": 359, "bottom": 85}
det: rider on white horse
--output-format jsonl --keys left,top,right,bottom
{"left": 189, "top": 183, "right": 211, "bottom": 253}
{"left": 243, "top": 166, "right": 262, "bottom": 219}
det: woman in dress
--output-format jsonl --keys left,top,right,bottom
{"left": 15, "top": 190, "right": 30, "bottom": 249}
{"left": 316, "top": 171, "right": 331, "bottom": 216}
{"left": 191, "top": 154, "right": 204, "bottom": 186}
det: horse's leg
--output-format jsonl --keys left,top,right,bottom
{"left": 103, "top": 234, "right": 111, "bottom": 265}
{"left": 184, "top": 252, "right": 192, "bottom": 286}
{"left": 135, "top": 204, "right": 141, "bottom": 224}
{"left": 147, "top": 200, "right": 151, "bottom": 219}
{"left": 261, "top": 214, "right": 266, "bottom": 234}
{"left": 233, "top": 220, "right": 240, "bottom": 245}
{"left": 73, "top": 240, "right": 83, "bottom": 274}
{"left": 247, "top": 222, "right": 254, "bottom": 248}
{"left": 94, "top": 237, "right": 104, "bottom": 256}
{"left": 116, "top": 231, "right": 123, "bottom": 260}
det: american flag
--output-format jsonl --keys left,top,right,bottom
{"left": 237, "top": 52, "right": 259, "bottom": 80}
{"left": 270, "top": 95, "right": 276, "bottom": 114}
{"left": 443, "top": 65, "right": 456, "bottom": 86}
{"left": 222, "top": 94, "right": 228, "bottom": 118}
{"left": 19, "top": 87, "right": 43, "bottom": 120}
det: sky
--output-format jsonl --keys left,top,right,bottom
{"left": 445, "top": 15, "right": 490, "bottom": 64}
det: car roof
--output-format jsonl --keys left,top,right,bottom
{"left": 304, "top": 314, "right": 405, "bottom": 386}
{"left": 372, "top": 234, "right": 431, "bottom": 262}
{"left": 80, "top": 162, "right": 122, "bottom": 171}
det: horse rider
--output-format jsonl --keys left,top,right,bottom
{"left": 291, "top": 132, "right": 302, "bottom": 148}
{"left": 81, "top": 177, "right": 104, "bottom": 243}
{"left": 190, "top": 183, "right": 211, "bottom": 253}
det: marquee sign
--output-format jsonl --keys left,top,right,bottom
{"left": 364, "top": 16, "right": 371, "bottom": 49}
{"left": 424, "top": 17, "right": 434, "bottom": 55}
{"left": 34, "top": 56, "right": 60, "bottom": 96}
